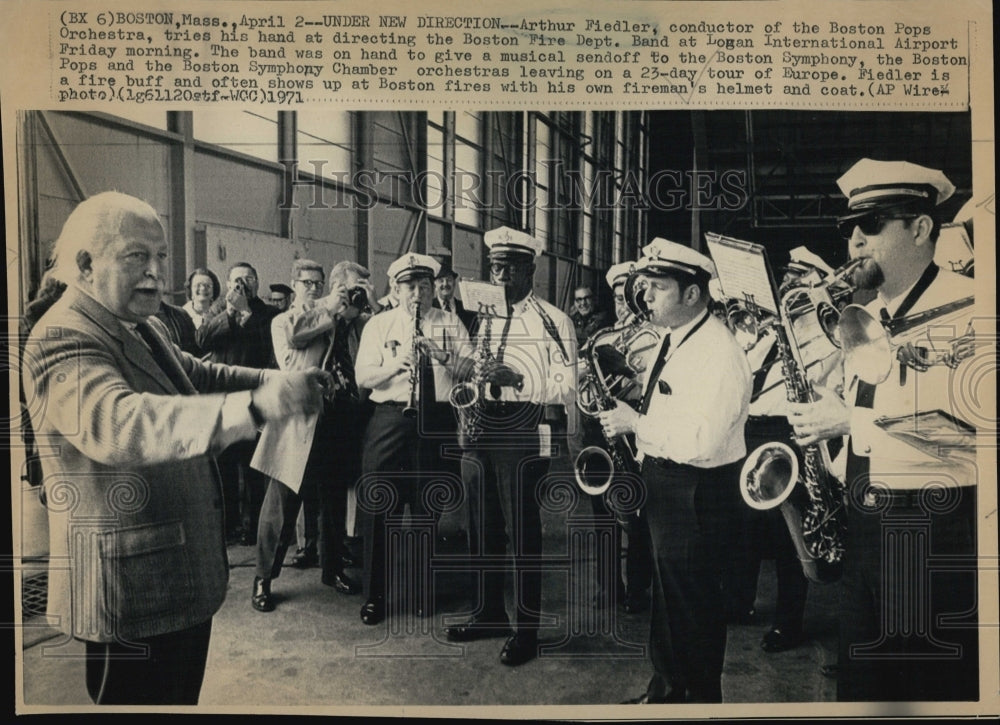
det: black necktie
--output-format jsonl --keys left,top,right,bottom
{"left": 135, "top": 321, "right": 192, "bottom": 394}
{"left": 639, "top": 333, "right": 671, "bottom": 414}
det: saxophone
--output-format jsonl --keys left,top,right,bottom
{"left": 739, "top": 296, "right": 847, "bottom": 584}
{"left": 450, "top": 313, "right": 493, "bottom": 447}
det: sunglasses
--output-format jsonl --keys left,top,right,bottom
{"left": 489, "top": 261, "right": 531, "bottom": 275}
{"left": 837, "top": 213, "right": 918, "bottom": 240}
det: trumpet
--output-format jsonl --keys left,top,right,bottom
{"left": 726, "top": 257, "right": 864, "bottom": 353}
{"left": 839, "top": 295, "right": 976, "bottom": 385}
{"left": 402, "top": 299, "right": 422, "bottom": 419}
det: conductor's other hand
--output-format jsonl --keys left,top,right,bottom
{"left": 251, "top": 368, "right": 331, "bottom": 422}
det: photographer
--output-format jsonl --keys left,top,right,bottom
{"left": 252, "top": 260, "right": 376, "bottom": 611}
{"left": 198, "top": 262, "right": 280, "bottom": 544}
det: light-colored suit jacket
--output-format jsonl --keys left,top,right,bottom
{"left": 25, "top": 287, "right": 265, "bottom": 642}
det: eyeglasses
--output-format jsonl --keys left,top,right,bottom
{"left": 295, "top": 279, "right": 324, "bottom": 289}
{"left": 489, "top": 261, "right": 530, "bottom": 275}
{"left": 574, "top": 295, "right": 593, "bottom": 302}
{"left": 837, "top": 213, "right": 918, "bottom": 240}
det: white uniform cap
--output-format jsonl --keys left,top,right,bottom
{"left": 605, "top": 261, "right": 636, "bottom": 289}
{"left": 637, "top": 237, "right": 717, "bottom": 279}
{"left": 836, "top": 158, "right": 955, "bottom": 212}
{"left": 484, "top": 226, "right": 545, "bottom": 258}
{"left": 387, "top": 253, "right": 441, "bottom": 284}
{"left": 787, "top": 246, "right": 835, "bottom": 277}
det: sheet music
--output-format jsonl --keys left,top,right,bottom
{"left": 459, "top": 280, "right": 508, "bottom": 318}
{"left": 704, "top": 233, "right": 780, "bottom": 317}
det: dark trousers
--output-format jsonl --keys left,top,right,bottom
{"left": 84, "top": 619, "right": 212, "bottom": 705}
{"left": 725, "top": 416, "right": 808, "bottom": 632}
{"left": 582, "top": 416, "right": 652, "bottom": 597}
{"left": 642, "top": 457, "right": 741, "bottom": 704}
{"left": 837, "top": 484, "right": 978, "bottom": 702}
{"left": 461, "top": 410, "right": 550, "bottom": 634}
{"left": 358, "top": 402, "right": 447, "bottom": 603}
{"left": 255, "top": 405, "right": 357, "bottom": 583}
{"left": 589, "top": 487, "right": 653, "bottom": 598}
{"left": 218, "top": 439, "right": 268, "bottom": 543}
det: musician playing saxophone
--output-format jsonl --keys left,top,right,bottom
{"left": 798, "top": 159, "right": 979, "bottom": 702}
{"left": 443, "top": 227, "right": 580, "bottom": 668}
{"left": 725, "top": 248, "right": 846, "bottom": 653}
{"left": 581, "top": 261, "right": 653, "bottom": 614}
{"left": 354, "top": 253, "right": 472, "bottom": 626}
{"left": 599, "top": 239, "right": 750, "bottom": 704}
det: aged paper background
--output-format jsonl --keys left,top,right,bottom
{"left": 3, "top": 0, "right": 996, "bottom": 718}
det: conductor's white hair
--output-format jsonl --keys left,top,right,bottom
{"left": 49, "top": 191, "right": 162, "bottom": 284}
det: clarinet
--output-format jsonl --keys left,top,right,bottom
{"left": 402, "top": 300, "right": 422, "bottom": 419}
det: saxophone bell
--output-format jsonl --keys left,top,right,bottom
{"left": 739, "top": 441, "right": 799, "bottom": 510}
{"left": 573, "top": 446, "right": 615, "bottom": 496}
{"left": 449, "top": 381, "right": 479, "bottom": 410}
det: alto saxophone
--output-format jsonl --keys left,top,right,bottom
{"left": 450, "top": 313, "right": 493, "bottom": 447}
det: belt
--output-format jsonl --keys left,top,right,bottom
{"left": 375, "top": 400, "right": 406, "bottom": 407}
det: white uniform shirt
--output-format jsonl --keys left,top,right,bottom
{"left": 474, "top": 293, "right": 578, "bottom": 413}
{"left": 635, "top": 311, "right": 751, "bottom": 468}
{"left": 847, "top": 267, "right": 977, "bottom": 488}
{"left": 355, "top": 304, "right": 472, "bottom": 404}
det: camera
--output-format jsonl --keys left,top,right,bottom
{"left": 347, "top": 286, "right": 367, "bottom": 310}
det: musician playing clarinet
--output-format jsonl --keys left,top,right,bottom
{"left": 354, "top": 253, "right": 472, "bottom": 626}
{"left": 599, "top": 238, "right": 751, "bottom": 703}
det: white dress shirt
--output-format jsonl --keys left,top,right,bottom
{"left": 355, "top": 304, "right": 472, "bottom": 404}
{"left": 635, "top": 311, "right": 751, "bottom": 468}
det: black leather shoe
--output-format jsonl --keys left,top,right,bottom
{"left": 623, "top": 589, "right": 650, "bottom": 614}
{"left": 499, "top": 633, "right": 538, "bottom": 667}
{"left": 761, "top": 628, "right": 801, "bottom": 653}
{"left": 289, "top": 547, "right": 318, "bottom": 569}
{"left": 444, "top": 614, "right": 511, "bottom": 642}
{"left": 323, "top": 571, "right": 360, "bottom": 595}
{"left": 251, "top": 576, "right": 275, "bottom": 612}
{"left": 360, "top": 597, "right": 385, "bottom": 625}
{"left": 621, "top": 689, "right": 686, "bottom": 704}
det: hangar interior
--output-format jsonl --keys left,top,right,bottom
{"left": 14, "top": 108, "right": 975, "bottom": 708}
{"left": 15, "top": 109, "right": 973, "bottom": 314}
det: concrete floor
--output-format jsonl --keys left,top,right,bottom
{"left": 18, "top": 485, "right": 844, "bottom": 716}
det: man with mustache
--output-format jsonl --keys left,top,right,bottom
{"left": 790, "top": 159, "right": 978, "bottom": 702}
{"left": 23, "top": 192, "right": 328, "bottom": 704}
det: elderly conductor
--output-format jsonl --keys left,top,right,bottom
{"left": 23, "top": 191, "right": 329, "bottom": 705}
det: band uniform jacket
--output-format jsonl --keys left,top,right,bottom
{"left": 847, "top": 267, "right": 976, "bottom": 488}
{"left": 25, "top": 287, "right": 266, "bottom": 642}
